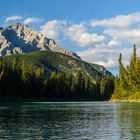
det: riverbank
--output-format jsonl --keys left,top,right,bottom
{"left": 0, "top": 97, "right": 106, "bottom": 102}
{"left": 110, "top": 99, "right": 140, "bottom": 103}
{"left": 0, "top": 97, "right": 140, "bottom": 103}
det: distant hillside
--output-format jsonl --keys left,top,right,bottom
{"left": 4, "top": 51, "right": 113, "bottom": 81}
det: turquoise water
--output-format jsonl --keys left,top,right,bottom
{"left": 0, "top": 102, "right": 139, "bottom": 140}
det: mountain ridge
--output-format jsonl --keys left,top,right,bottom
{"left": 4, "top": 51, "right": 113, "bottom": 81}
{"left": 0, "top": 23, "right": 80, "bottom": 59}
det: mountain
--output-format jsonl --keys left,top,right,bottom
{"left": 0, "top": 23, "right": 113, "bottom": 80}
{"left": 0, "top": 23, "right": 80, "bottom": 59}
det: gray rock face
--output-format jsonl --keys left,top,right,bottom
{"left": 48, "top": 39, "right": 81, "bottom": 59}
{"left": 0, "top": 23, "right": 80, "bottom": 59}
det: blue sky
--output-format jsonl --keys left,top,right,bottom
{"left": 1, "top": 0, "right": 140, "bottom": 21}
{"left": 1, "top": 0, "right": 140, "bottom": 75}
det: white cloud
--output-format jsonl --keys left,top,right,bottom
{"left": 5, "top": 15, "right": 23, "bottom": 22}
{"left": 94, "top": 60, "right": 118, "bottom": 69}
{"left": 78, "top": 47, "right": 117, "bottom": 61}
{"left": 65, "top": 23, "right": 105, "bottom": 47}
{"left": 91, "top": 12, "right": 140, "bottom": 28}
{"left": 108, "top": 40, "right": 122, "bottom": 48}
{"left": 77, "top": 47, "right": 119, "bottom": 70}
{"left": 77, "top": 46, "right": 134, "bottom": 72}
{"left": 40, "top": 20, "right": 66, "bottom": 40}
{"left": 90, "top": 12, "right": 140, "bottom": 47}
{"left": 5, "top": 16, "right": 41, "bottom": 25}
{"left": 104, "top": 28, "right": 140, "bottom": 45}
{"left": 23, "top": 18, "right": 40, "bottom": 25}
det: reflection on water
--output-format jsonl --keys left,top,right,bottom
{"left": 0, "top": 102, "right": 139, "bottom": 140}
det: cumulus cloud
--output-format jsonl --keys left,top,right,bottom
{"left": 5, "top": 15, "right": 23, "bottom": 22}
{"left": 64, "top": 23, "right": 105, "bottom": 47}
{"left": 40, "top": 20, "right": 67, "bottom": 40}
{"left": 90, "top": 12, "right": 140, "bottom": 47}
{"left": 95, "top": 60, "right": 118, "bottom": 69}
{"left": 77, "top": 47, "right": 117, "bottom": 61}
{"left": 5, "top": 16, "right": 41, "bottom": 25}
{"left": 108, "top": 40, "right": 122, "bottom": 48}
{"left": 23, "top": 18, "right": 40, "bottom": 25}
{"left": 77, "top": 47, "right": 119, "bottom": 69}
{"left": 91, "top": 12, "right": 140, "bottom": 28}
{"left": 104, "top": 28, "right": 140, "bottom": 45}
{"left": 77, "top": 46, "right": 133, "bottom": 72}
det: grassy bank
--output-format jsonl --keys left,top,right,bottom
{"left": 110, "top": 99, "right": 140, "bottom": 103}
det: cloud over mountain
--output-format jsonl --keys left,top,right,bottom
{"left": 64, "top": 23, "right": 105, "bottom": 47}
{"left": 40, "top": 20, "right": 66, "bottom": 41}
{"left": 5, "top": 15, "right": 23, "bottom": 22}
{"left": 23, "top": 18, "right": 40, "bottom": 25}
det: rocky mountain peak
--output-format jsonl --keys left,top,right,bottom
{"left": 8, "top": 23, "right": 28, "bottom": 29}
{"left": 0, "top": 23, "right": 80, "bottom": 59}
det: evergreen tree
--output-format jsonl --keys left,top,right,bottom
{"left": 100, "top": 77, "right": 105, "bottom": 96}
{"left": 112, "top": 44, "right": 140, "bottom": 100}
{"left": 67, "top": 72, "right": 73, "bottom": 95}
{"left": 0, "top": 57, "right": 4, "bottom": 80}
{"left": 21, "top": 61, "right": 27, "bottom": 82}
{"left": 75, "top": 71, "right": 83, "bottom": 96}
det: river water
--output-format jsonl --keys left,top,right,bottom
{"left": 0, "top": 102, "right": 139, "bottom": 140}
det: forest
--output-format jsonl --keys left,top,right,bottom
{"left": 0, "top": 55, "right": 114, "bottom": 101}
{"left": 112, "top": 45, "right": 140, "bottom": 101}
{"left": 1, "top": 45, "right": 140, "bottom": 102}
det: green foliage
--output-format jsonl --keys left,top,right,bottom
{"left": 112, "top": 44, "right": 140, "bottom": 100}
{"left": 0, "top": 57, "right": 4, "bottom": 80}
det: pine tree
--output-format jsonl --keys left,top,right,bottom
{"left": 21, "top": 61, "right": 27, "bottom": 82}
{"left": 35, "top": 67, "right": 44, "bottom": 79}
{"left": 67, "top": 72, "right": 73, "bottom": 95}
{"left": 0, "top": 57, "right": 3, "bottom": 72}
{"left": 50, "top": 71, "right": 58, "bottom": 96}
{"left": 75, "top": 71, "right": 83, "bottom": 95}
{"left": 100, "top": 77, "right": 105, "bottom": 96}
{"left": 0, "top": 57, "right": 4, "bottom": 80}
{"left": 112, "top": 44, "right": 140, "bottom": 100}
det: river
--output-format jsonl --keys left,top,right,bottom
{"left": 0, "top": 102, "right": 139, "bottom": 140}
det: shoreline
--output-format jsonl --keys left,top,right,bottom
{"left": 0, "top": 97, "right": 140, "bottom": 103}
{"left": 110, "top": 99, "right": 140, "bottom": 103}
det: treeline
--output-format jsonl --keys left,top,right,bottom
{"left": 0, "top": 56, "right": 114, "bottom": 101}
{"left": 112, "top": 45, "right": 140, "bottom": 100}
